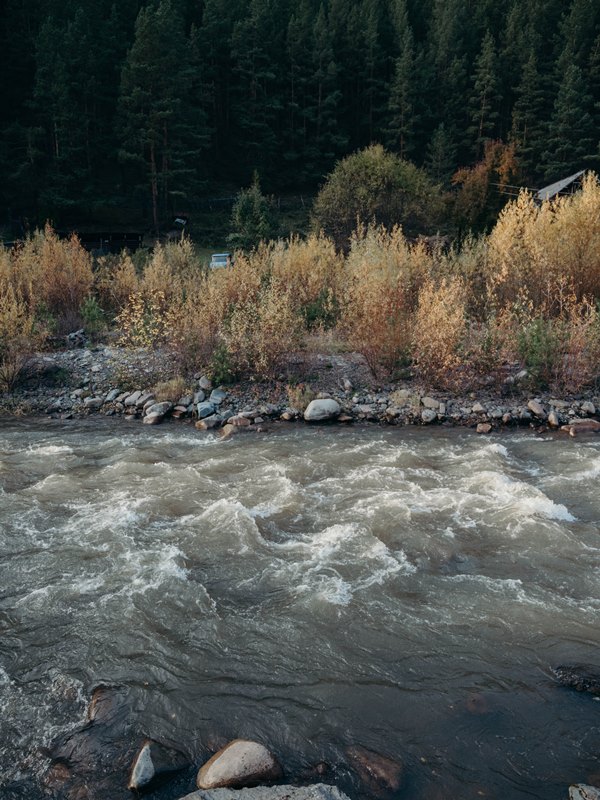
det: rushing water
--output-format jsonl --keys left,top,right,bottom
{"left": 1, "top": 418, "right": 600, "bottom": 800}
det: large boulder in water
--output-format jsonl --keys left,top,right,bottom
{"left": 304, "top": 399, "right": 341, "bottom": 422}
{"left": 196, "top": 739, "right": 282, "bottom": 789}
{"left": 553, "top": 665, "right": 600, "bottom": 695}
{"left": 182, "top": 784, "right": 350, "bottom": 800}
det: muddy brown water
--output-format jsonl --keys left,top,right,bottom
{"left": 1, "top": 418, "right": 599, "bottom": 799}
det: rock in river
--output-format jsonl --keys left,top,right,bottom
{"left": 569, "top": 786, "right": 600, "bottom": 800}
{"left": 553, "top": 665, "right": 600, "bottom": 695}
{"left": 304, "top": 399, "right": 341, "bottom": 422}
{"left": 346, "top": 745, "right": 403, "bottom": 795}
{"left": 196, "top": 739, "right": 282, "bottom": 789}
{"left": 128, "top": 738, "right": 188, "bottom": 792}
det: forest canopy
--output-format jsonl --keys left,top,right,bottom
{"left": 1, "top": 0, "right": 599, "bottom": 228}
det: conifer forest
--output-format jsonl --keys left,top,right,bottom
{"left": 1, "top": 0, "right": 599, "bottom": 231}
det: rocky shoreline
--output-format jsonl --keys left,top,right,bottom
{"left": 2, "top": 343, "right": 600, "bottom": 438}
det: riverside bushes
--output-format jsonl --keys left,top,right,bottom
{"left": 2, "top": 174, "right": 600, "bottom": 393}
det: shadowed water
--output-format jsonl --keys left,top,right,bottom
{"left": 1, "top": 418, "right": 599, "bottom": 800}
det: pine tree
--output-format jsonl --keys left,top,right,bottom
{"left": 425, "top": 123, "right": 456, "bottom": 187}
{"left": 283, "top": 0, "right": 314, "bottom": 183}
{"left": 229, "top": 0, "right": 286, "bottom": 181}
{"left": 590, "top": 33, "right": 600, "bottom": 162}
{"left": 197, "top": 0, "right": 245, "bottom": 175}
{"left": 386, "top": 31, "right": 416, "bottom": 159}
{"left": 361, "top": 0, "right": 389, "bottom": 143}
{"left": 425, "top": 0, "right": 471, "bottom": 163}
{"left": 557, "top": 0, "right": 600, "bottom": 72}
{"left": 468, "top": 31, "right": 502, "bottom": 160}
{"left": 542, "top": 63, "right": 596, "bottom": 181}
{"left": 118, "top": 0, "right": 206, "bottom": 231}
{"left": 228, "top": 172, "right": 278, "bottom": 249}
{"left": 511, "top": 49, "right": 548, "bottom": 183}
{"left": 304, "top": 4, "right": 346, "bottom": 182}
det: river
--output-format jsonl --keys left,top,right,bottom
{"left": 1, "top": 419, "right": 599, "bottom": 799}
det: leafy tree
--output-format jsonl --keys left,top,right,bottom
{"left": 452, "top": 140, "right": 518, "bottom": 232}
{"left": 228, "top": 173, "right": 278, "bottom": 249}
{"left": 312, "top": 144, "right": 444, "bottom": 247}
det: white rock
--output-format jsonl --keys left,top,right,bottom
{"left": 304, "top": 399, "right": 341, "bottom": 422}
{"left": 569, "top": 786, "right": 600, "bottom": 800}
{"left": 421, "top": 397, "right": 439, "bottom": 410}
{"left": 182, "top": 784, "right": 350, "bottom": 800}
{"left": 145, "top": 402, "right": 172, "bottom": 417}
{"left": 124, "top": 390, "right": 142, "bottom": 406}
{"left": 197, "top": 740, "right": 282, "bottom": 790}
{"left": 421, "top": 409, "right": 437, "bottom": 424}
{"left": 527, "top": 399, "right": 546, "bottom": 418}
{"left": 83, "top": 396, "right": 104, "bottom": 409}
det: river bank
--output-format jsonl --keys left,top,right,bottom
{"left": 1, "top": 343, "right": 600, "bottom": 436}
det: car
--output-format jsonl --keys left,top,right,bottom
{"left": 209, "top": 252, "right": 233, "bottom": 269}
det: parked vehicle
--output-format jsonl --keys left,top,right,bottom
{"left": 209, "top": 252, "right": 233, "bottom": 268}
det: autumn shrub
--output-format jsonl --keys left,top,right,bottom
{"left": 412, "top": 277, "right": 468, "bottom": 389}
{"left": 487, "top": 173, "right": 600, "bottom": 311}
{"left": 501, "top": 284, "right": 600, "bottom": 392}
{"left": 271, "top": 234, "right": 343, "bottom": 329}
{"left": 94, "top": 252, "right": 140, "bottom": 314}
{"left": 340, "top": 225, "right": 432, "bottom": 375}
{"left": 286, "top": 383, "right": 316, "bottom": 412}
{"left": 141, "top": 238, "right": 202, "bottom": 301}
{"left": 116, "top": 290, "right": 170, "bottom": 348}
{"left": 37, "top": 226, "right": 93, "bottom": 331}
{"left": 0, "top": 283, "right": 46, "bottom": 391}
{"left": 152, "top": 376, "right": 189, "bottom": 403}
{"left": 222, "top": 275, "right": 304, "bottom": 378}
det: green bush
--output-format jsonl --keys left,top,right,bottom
{"left": 311, "top": 144, "right": 445, "bottom": 248}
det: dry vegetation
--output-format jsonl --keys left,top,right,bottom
{"left": 2, "top": 174, "right": 600, "bottom": 394}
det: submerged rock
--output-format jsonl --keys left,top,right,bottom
{"left": 553, "top": 665, "right": 600, "bottom": 695}
{"left": 182, "top": 785, "right": 349, "bottom": 800}
{"left": 128, "top": 739, "right": 188, "bottom": 793}
{"left": 196, "top": 739, "right": 282, "bottom": 789}
{"left": 346, "top": 745, "right": 403, "bottom": 795}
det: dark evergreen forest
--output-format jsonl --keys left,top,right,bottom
{"left": 1, "top": 0, "right": 599, "bottom": 230}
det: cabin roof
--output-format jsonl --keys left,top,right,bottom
{"left": 536, "top": 170, "right": 586, "bottom": 202}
